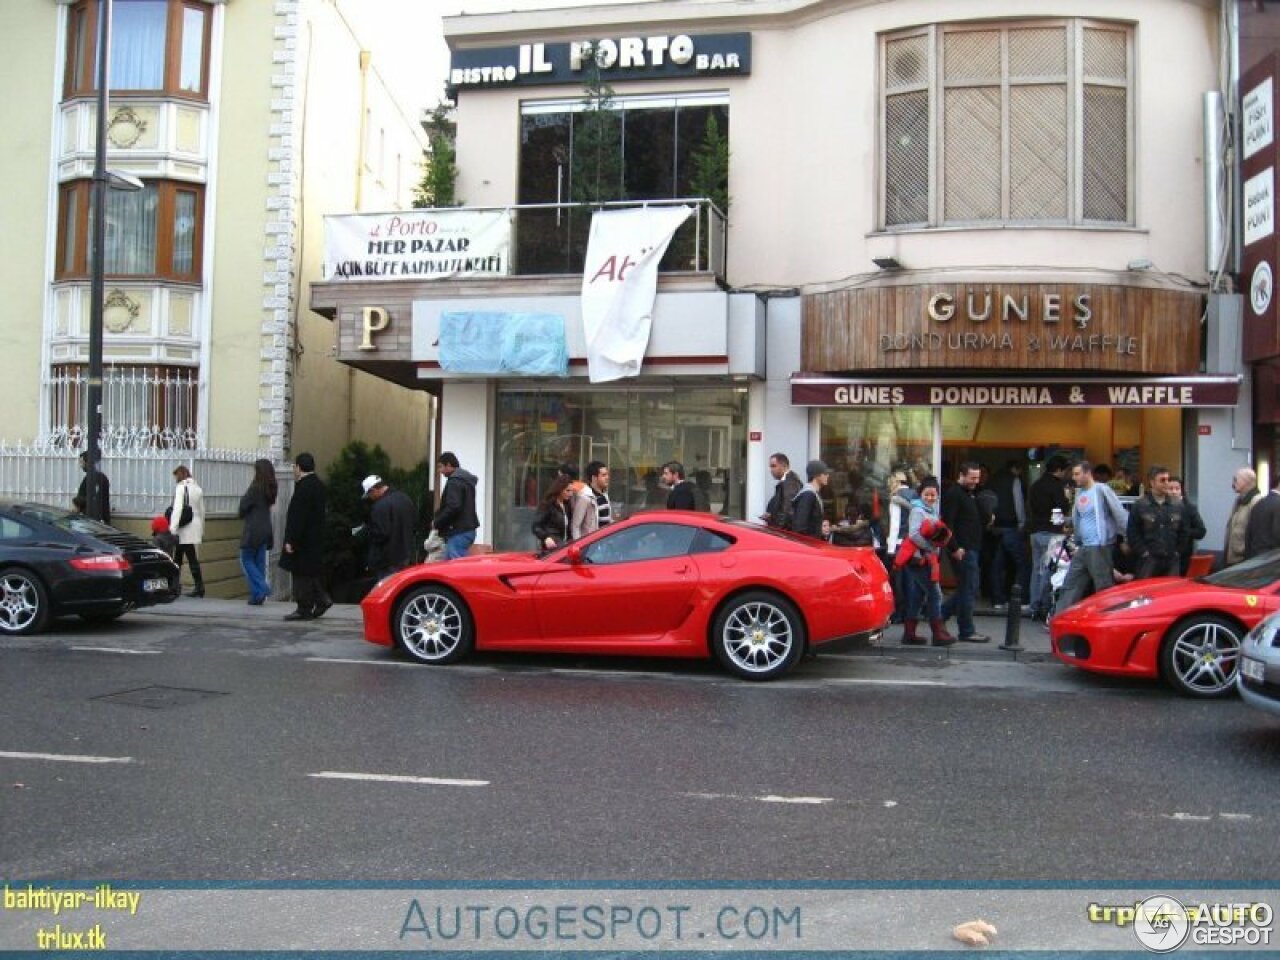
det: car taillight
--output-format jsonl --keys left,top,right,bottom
{"left": 70, "top": 554, "right": 131, "bottom": 572}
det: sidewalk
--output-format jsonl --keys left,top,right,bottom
{"left": 136, "top": 597, "right": 1054, "bottom": 662}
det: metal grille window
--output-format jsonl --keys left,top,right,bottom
{"left": 48, "top": 365, "right": 199, "bottom": 448}
{"left": 881, "top": 20, "right": 1132, "bottom": 228}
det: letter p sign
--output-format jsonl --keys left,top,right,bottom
{"left": 359, "top": 307, "right": 390, "bottom": 351}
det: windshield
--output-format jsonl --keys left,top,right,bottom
{"left": 1201, "top": 550, "right": 1280, "bottom": 590}
{"left": 13, "top": 503, "right": 118, "bottom": 538}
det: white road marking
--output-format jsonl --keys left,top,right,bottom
{"left": 681, "top": 791, "right": 834, "bottom": 805}
{"left": 1219, "top": 813, "right": 1254, "bottom": 821}
{"left": 70, "top": 646, "right": 160, "bottom": 655}
{"left": 826, "top": 677, "right": 946, "bottom": 687}
{"left": 308, "top": 771, "right": 489, "bottom": 787}
{"left": 1163, "top": 812, "right": 1213, "bottom": 821}
{"left": 0, "top": 750, "right": 134, "bottom": 765}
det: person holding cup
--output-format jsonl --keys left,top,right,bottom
{"left": 1027, "top": 456, "right": 1072, "bottom": 622}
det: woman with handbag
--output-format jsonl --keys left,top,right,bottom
{"left": 531, "top": 476, "right": 573, "bottom": 551}
{"left": 238, "top": 459, "right": 277, "bottom": 605}
{"left": 170, "top": 465, "right": 206, "bottom": 597}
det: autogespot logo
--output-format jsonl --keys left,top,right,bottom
{"left": 1133, "top": 896, "right": 1190, "bottom": 953}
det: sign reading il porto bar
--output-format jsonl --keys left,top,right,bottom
{"left": 803, "top": 281, "right": 1203, "bottom": 375}
{"left": 790, "top": 377, "right": 1241, "bottom": 408}
{"left": 449, "top": 33, "right": 750, "bottom": 89}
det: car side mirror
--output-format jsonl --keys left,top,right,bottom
{"left": 566, "top": 544, "right": 584, "bottom": 564}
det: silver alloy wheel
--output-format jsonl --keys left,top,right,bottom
{"left": 720, "top": 598, "right": 796, "bottom": 675}
{"left": 0, "top": 572, "right": 41, "bottom": 634}
{"left": 1167, "top": 618, "right": 1241, "bottom": 696}
{"left": 397, "top": 588, "right": 466, "bottom": 662}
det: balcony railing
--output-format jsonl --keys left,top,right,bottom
{"left": 507, "top": 197, "right": 726, "bottom": 280}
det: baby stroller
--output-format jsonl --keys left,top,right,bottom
{"left": 1044, "top": 534, "right": 1076, "bottom": 618}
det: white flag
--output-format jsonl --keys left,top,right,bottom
{"left": 580, "top": 206, "right": 693, "bottom": 383}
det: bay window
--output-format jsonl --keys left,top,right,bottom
{"left": 64, "top": 0, "right": 211, "bottom": 99}
{"left": 56, "top": 180, "right": 204, "bottom": 282}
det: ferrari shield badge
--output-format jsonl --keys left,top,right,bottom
{"left": 1246, "top": 595, "right": 1259, "bottom": 607}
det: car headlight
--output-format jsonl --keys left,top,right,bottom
{"left": 1103, "top": 596, "right": 1152, "bottom": 613}
{"left": 1246, "top": 615, "right": 1280, "bottom": 650}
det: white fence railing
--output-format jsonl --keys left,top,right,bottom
{"left": 0, "top": 441, "right": 275, "bottom": 518}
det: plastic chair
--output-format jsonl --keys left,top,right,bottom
{"left": 1184, "top": 553, "right": 1214, "bottom": 578}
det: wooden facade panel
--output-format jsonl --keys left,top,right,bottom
{"left": 802, "top": 282, "right": 1202, "bottom": 375}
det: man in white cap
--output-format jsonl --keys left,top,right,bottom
{"left": 362, "top": 474, "right": 417, "bottom": 581}
{"left": 791, "top": 460, "right": 830, "bottom": 538}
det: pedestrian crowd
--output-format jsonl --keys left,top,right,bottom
{"left": 67, "top": 442, "right": 1271, "bottom": 631}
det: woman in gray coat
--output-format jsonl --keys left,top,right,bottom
{"left": 238, "top": 459, "right": 277, "bottom": 605}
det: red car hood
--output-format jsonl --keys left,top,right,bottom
{"left": 1057, "top": 576, "right": 1208, "bottom": 618}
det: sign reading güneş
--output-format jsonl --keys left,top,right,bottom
{"left": 790, "top": 378, "right": 1241, "bottom": 408}
{"left": 449, "top": 33, "right": 751, "bottom": 89}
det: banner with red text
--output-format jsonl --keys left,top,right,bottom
{"left": 323, "top": 209, "right": 511, "bottom": 282}
{"left": 581, "top": 206, "right": 693, "bottom": 383}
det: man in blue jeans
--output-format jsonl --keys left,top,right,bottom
{"left": 433, "top": 452, "right": 480, "bottom": 560}
{"left": 941, "top": 461, "right": 990, "bottom": 643}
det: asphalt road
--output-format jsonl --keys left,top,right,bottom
{"left": 1, "top": 606, "right": 1278, "bottom": 884}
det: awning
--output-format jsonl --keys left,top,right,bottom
{"left": 790, "top": 375, "right": 1241, "bottom": 408}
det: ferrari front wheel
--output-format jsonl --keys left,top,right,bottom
{"left": 1159, "top": 614, "right": 1242, "bottom": 698}
{"left": 712, "top": 591, "right": 805, "bottom": 681}
{"left": 393, "top": 585, "right": 474, "bottom": 664}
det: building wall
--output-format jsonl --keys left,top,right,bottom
{"left": 286, "top": 0, "right": 433, "bottom": 469}
{"left": 0, "top": 2, "right": 60, "bottom": 440}
{"left": 448, "top": 0, "right": 1220, "bottom": 287}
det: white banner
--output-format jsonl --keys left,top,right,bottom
{"left": 323, "top": 209, "right": 511, "bottom": 281}
{"left": 581, "top": 206, "right": 693, "bottom": 383}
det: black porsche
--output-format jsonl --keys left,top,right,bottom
{"left": 0, "top": 500, "right": 179, "bottom": 635}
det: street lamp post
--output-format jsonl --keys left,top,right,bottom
{"left": 85, "top": 0, "right": 113, "bottom": 523}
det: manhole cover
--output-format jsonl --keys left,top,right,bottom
{"left": 92, "top": 685, "right": 228, "bottom": 710}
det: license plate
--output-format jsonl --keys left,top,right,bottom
{"left": 1242, "top": 657, "right": 1266, "bottom": 683}
{"left": 143, "top": 578, "right": 169, "bottom": 593}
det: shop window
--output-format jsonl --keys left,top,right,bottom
{"left": 516, "top": 93, "right": 729, "bottom": 274}
{"left": 881, "top": 19, "right": 1132, "bottom": 228}
{"left": 493, "top": 387, "right": 748, "bottom": 552}
{"left": 64, "top": 0, "right": 211, "bottom": 99}
{"left": 56, "top": 180, "right": 204, "bottom": 282}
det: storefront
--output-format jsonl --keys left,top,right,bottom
{"left": 791, "top": 277, "right": 1241, "bottom": 520}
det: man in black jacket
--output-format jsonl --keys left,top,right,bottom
{"left": 1244, "top": 479, "right": 1280, "bottom": 560}
{"left": 362, "top": 475, "right": 417, "bottom": 580}
{"left": 662, "top": 461, "right": 699, "bottom": 510}
{"left": 760, "top": 452, "right": 803, "bottom": 529}
{"left": 1126, "top": 464, "right": 1186, "bottom": 579}
{"left": 434, "top": 452, "right": 480, "bottom": 560}
{"left": 282, "top": 452, "right": 331, "bottom": 621}
{"left": 941, "top": 461, "right": 989, "bottom": 643}
{"left": 791, "top": 460, "right": 830, "bottom": 538}
{"left": 1027, "top": 456, "right": 1071, "bottom": 620}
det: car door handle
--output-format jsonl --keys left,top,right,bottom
{"left": 673, "top": 564, "right": 689, "bottom": 575}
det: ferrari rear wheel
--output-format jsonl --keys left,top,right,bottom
{"left": 0, "top": 568, "right": 51, "bottom": 636}
{"left": 393, "top": 585, "right": 474, "bottom": 665}
{"left": 712, "top": 591, "right": 805, "bottom": 681}
{"left": 1159, "top": 614, "right": 1242, "bottom": 698}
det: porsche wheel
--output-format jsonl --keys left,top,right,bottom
{"left": 0, "top": 568, "right": 51, "bottom": 636}
{"left": 1159, "top": 614, "right": 1242, "bottom": 698}
{"left": 393, "top": 585, "right": 474, "bottom": 664}
{"left": 712, "top": 591, "right": 805, "bottom": 681}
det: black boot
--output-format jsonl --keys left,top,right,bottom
{"left": 189, "top": 553, "right": 205, "bottom": 598}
